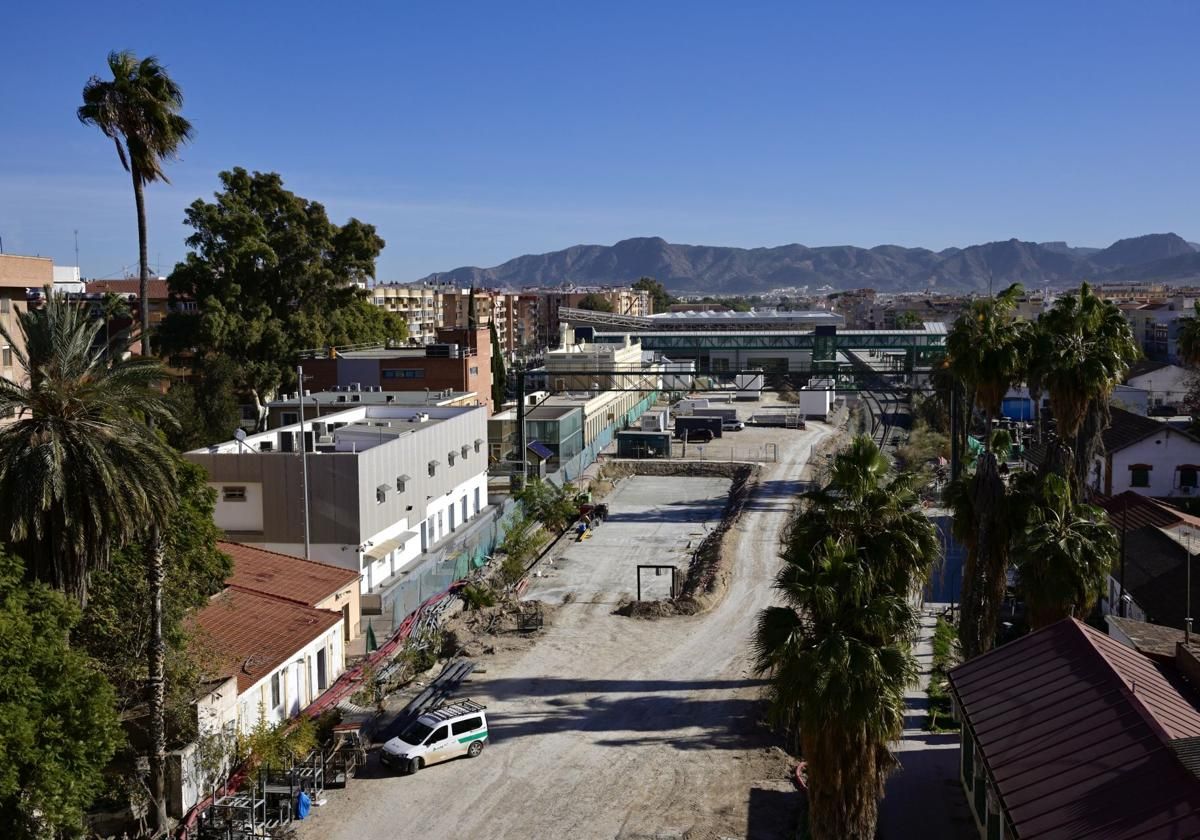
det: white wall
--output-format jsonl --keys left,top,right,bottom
{"left": 797, "top": 387, "right": 832, "bottom": 418}
{"left": 1127, "top": 365, "right": 1191, "bottom": 408}
{"left": 210, "top": 482, "right": 265, "bottom": 532}
{"left": 1095, "top": 428, "right": 1200, "bottom": 498}
{"left": 237, "top": 621, "right": 343, "bottom": 733}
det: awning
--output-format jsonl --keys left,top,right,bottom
{"left": 364, "top": 531, "right": 418, "bottom": 562}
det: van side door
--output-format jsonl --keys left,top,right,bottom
{"left": 423, "top": 725, "right": 451, "bottom": 765}
{"left": 451, "top": 715, "right": 486, "bottom": 757}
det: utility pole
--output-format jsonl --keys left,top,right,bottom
{"left": 297, "top": 365, "right": 311, "bottom": 561}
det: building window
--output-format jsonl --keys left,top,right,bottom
{"left": 474, "top": 487, "right": 481, "bottom": 514}
{"left": 1, "top": 346, "right": 10, "bottom": 367}
{"left": 429, "top": 460, "right": 438, "bottom": 477}
{"left": 470, "top": 366, "right": 479, "bottom": 375}
{"left": 396, "top": 475, "right": 408, "bottom": 493}
{"left": 461, "top": 496, "right": 468, "bottom": 522}
{"left": 222, "top": 486, "right": 247, "bottom": 503}
{"left": 376, "top": 484, "right": 388, "bottom": 504}
{"left": 474, "top": 438, "right": 483, "bottom": 453}
{"left": 448, "top": 451, "right": 456, "bottom": 466}
{"left": 383, "top": 368, "right": 425, "bottom": 379}
{"left": 281, "top": 411, "right": 299, "bottom": 425}
{"left": 1182, "top": 466, "right": 1199, "bottom": 489}
{"left": 317, "top": 648, "right": 327, "bottom": 691}
{"left": 1130, "top": 464, "right": 1152, "bottom": 488}
{"left": 0, "top": 297, "right": 9, "bottom": 314}
{"left": 270, "top": 672, "right": 281, "bottom": 710}
{"left": 461, "top": 444, "right": 470, "bottom": 459}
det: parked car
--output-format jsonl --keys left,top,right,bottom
{"left": 381, "top": 700, "right": 489, "bottom": 773}
{"left": 722, "top": 420, "right": 745, "bottom": 432}
{"left": 674, "top": 428, "right": 714, "bottom": 443}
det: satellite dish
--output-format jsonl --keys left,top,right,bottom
{"left": 234, "top": 428, "right": 247, "bottom": 442}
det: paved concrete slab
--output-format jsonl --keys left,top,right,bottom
{"left": 524, "top": 475, "right": 733, "bottom": 605}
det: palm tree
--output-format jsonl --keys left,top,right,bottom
{"left": 945, "top": 284, "right": 1032, "bottom": 659}
{"left": 0, "top": 291, "right": 177, "bottom": 603}
{"left": 755, "top": 437, "right": 936, "bottom": 839}
{"left": 99, "top": 290, "right": 132, "bottom": 360}
{"left": 1177, "top": 301, "right": 1200, "bottom": 368}
{"left": 1013, "top": 474, "right": 1117, "bottom": 628}
{"left": 78, "top": 50, "right": 193, "bottom": 357}
{"left": 1033, "top": 283, "right": 1139, "bottom": 490}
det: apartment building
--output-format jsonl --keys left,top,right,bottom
{"left": 370, "top": 284, "right": 443, "bottom": 344}
{"left": 184, "top": 404, "right": 490, "bottom": 597}
{"left": 0, "top": 254, "right": 50, "bottom": 396}
{"left": 85, "top": 278, "right": 175, "bottom": 354}
{"left": 302, "top": 326, "right": 495, "bottom": 413}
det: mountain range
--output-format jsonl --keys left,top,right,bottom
{"left": 417, "top": 233, "right": 1200, "bottom": 294}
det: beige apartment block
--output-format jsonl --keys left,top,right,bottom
{"left": 369, "top": 284, "right": 443, "bottom": 344}
{"left": 0, "top": 254, "right": 52, "bottom": 398}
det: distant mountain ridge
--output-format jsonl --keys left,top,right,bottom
{"left": 416, "top": 233, "right": 1199, "bottom": 294}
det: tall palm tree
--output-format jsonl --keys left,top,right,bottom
{"left": 1176, "top": 301, "right": 1200, "bottom": 368}
{"left": 1013, "top": 474, "right": 1117, "bottom": 629}
{"left": 945, "top": 284, "right": 1031, "bottom": 659}
{"left": 1033, "top": 283, "right": 1139, "bottom": 490}
{"left": 756, "top": 436, "right": 936, "bottom": 839}
{"left": 99, "top": 290, "right": 132, "bottom": 360}
{"left": 78, "top": 50, "right": 193, "bottom": 357}
{"left": 0, "top": 291, "right": 177, "bottom": 603}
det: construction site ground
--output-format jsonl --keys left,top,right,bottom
{"left": 298, "top": 420, "right": 833, "bottom": 840}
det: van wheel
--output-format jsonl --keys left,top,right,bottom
{"left": 467, "top": 741, "right": 484, "bottom": 758}
{"left": 409, "top": 757, "right": 424, "bottom": 774}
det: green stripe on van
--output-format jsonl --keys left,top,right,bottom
{"left": 457, "top": 731, "right": 487, "bottom": 744}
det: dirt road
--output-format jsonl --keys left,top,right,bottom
{"left": 299, "top": 424, "right": 830, "bottom": 840}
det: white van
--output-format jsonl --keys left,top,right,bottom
{"left": 380, "top": 700, "right": 489, "bottom": 773}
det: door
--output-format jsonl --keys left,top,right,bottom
{"left": 423, "top": 725, "right": 451, "bottom": 764}
{"left": 317, "top": 647, "right": 327, "bottom": 691}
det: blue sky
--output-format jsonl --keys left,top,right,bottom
{"left": 2, "top": 1, "right": 1197, "bottom": 280}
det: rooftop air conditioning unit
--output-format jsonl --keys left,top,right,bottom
{"left": 351, "top": 383, "right": 361, "bottom": 392}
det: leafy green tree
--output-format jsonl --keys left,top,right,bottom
{"left": 165, "top": 355, "right": 244, "bottom": 451}
{"left": 1013, "top": 474, "right": 1117, "bottom": 628}
{"left": 945, "top": 284, "right": 1031, "bottom": 659}
{"left": 497, "top": 514, "right": 548, "bottom": 585}
{"left": 159, "top": 168, "right": 405, "bottom": 427}
{"left": 755, "top": 437, "right": 934, "bottom": 840}
{"left": 1178, "top": 301, "right": 1200, "bottom": 368}
{"left": 0, "top": 550, "right": 121, "bottom": 838}
{"left": 74, "top": 462, "right": 229, "bottom": 731}
{"left": 632, "top": 276, "right": 674, "bottom": 313}
{"left": 576, "top": 293, "right": 614, "bottom": 312}
{"left": 0, "top": 291, "right": 177, "bottom": 604}
{"left": 78, "top": 51, "right": 193, "bottom": 357}
{"left": 489, "top": 320, "right": 507, "bottom": 408}
{"left": 518, "top": 479, "right": 579, "bottom": 533}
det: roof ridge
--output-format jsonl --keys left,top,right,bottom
{"left": 218, "top": 540, "right": 360, "bottom": 575}
{"left": 1076, "top": 619, "right": 1177, "bottom": 744}
{"left": 224, "top": 584, "right": 343, "bottom": 617}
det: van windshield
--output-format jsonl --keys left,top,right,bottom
{"left": 401, "top": 721, "right": 433, "bottom": 744}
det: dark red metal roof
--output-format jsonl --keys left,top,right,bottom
{"left": 949, "top": 618, "right": 1200, "bottom": 839}
{"left": 1095, "top": 491, "right": 1187, "bottom": 532}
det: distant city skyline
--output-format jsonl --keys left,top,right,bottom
{"left": 2, "top": 1, "right": 1198, "bottom": 280}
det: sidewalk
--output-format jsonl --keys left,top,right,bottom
{"left": 878, "top": 605, "right": 975, "bottom": 839}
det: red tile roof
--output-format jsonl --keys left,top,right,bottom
{"left": 86, "top": 279, "right": 170, "bottom": 299}
{"left": 220, "top": 541, "right": 359, "bottom": 608}
{"left": 190, "top": 587, "right": 341, "bottom": 694}
{"left": 950, "top": 618, "right": 1200, "bottom": 839}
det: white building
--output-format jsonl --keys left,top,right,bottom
{"left": 185, "top": 404, "right": 490, "bottom": 595}
{"left": 1125, "top": 360, "right": 1192, "bottom": 413}
{"left": 1093, "top": 407, "right": 1200, "bottom": 498}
